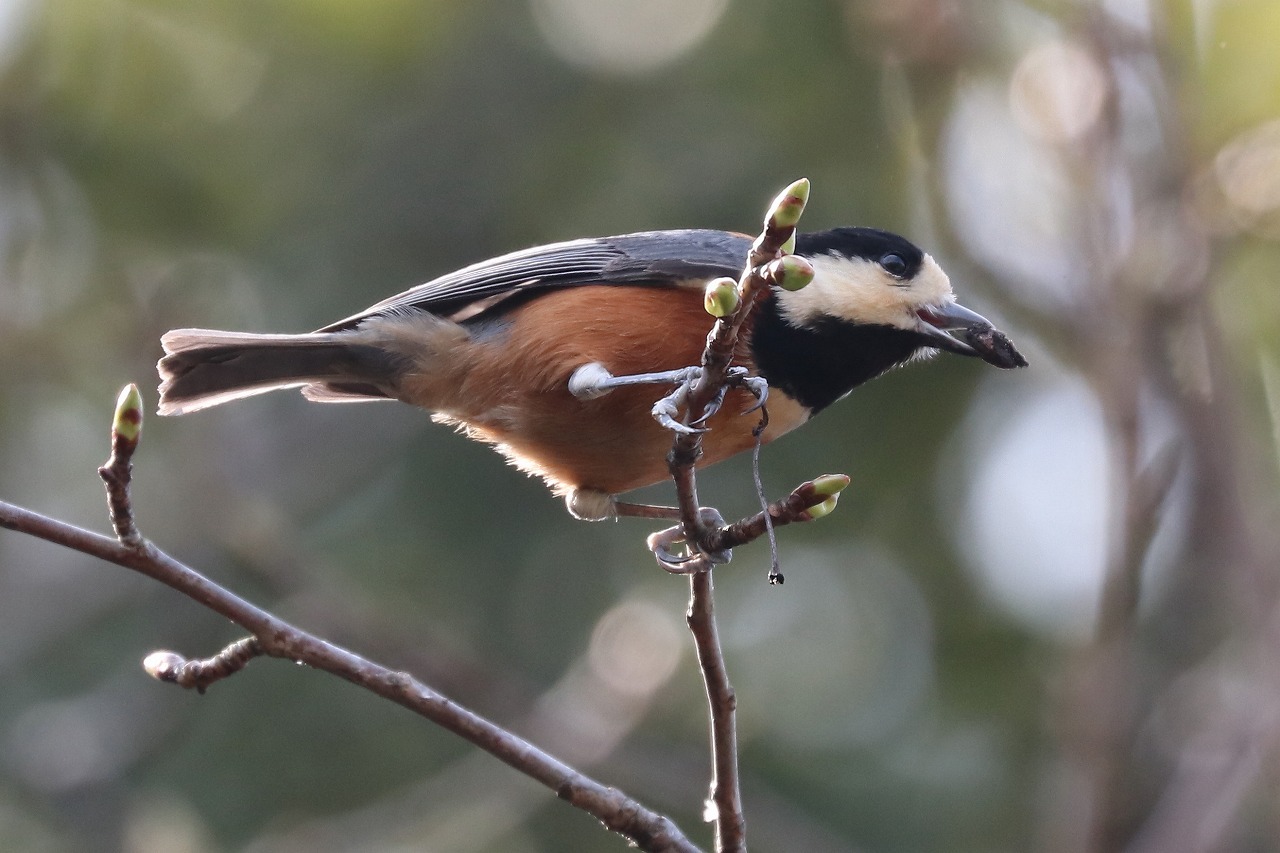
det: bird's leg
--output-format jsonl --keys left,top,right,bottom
{"left": 569, "top": 362, "right": 706, "bottom": 434}
{"left": 566, "top": 488, "right": 683, "bottom": 521}
{"left": 612, "top": 502, "right": 682, "bottom": 519}
{"left": 569, "top": 362, "right": 769, "bottom": 435}
{"left": 567, "top": 363, "right": 700, "bottom": 399}
{"left": 563, "top": 490, "right": 734, "bottom": 567}
{"left": 566, "top": 360, "right": 762, "bottom": 567}
{"left": 566, "top": 488, "right": 710, "bottom": 522}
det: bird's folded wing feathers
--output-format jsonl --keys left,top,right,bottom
{"left": 316, "top": 229, "right": 751, "bottom": 332}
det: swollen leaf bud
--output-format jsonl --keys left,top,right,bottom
{"left": 770, "top": 254, "right": 815, "bottom": 292}
{"left": 811, "top": 473, "right": 851, "bottom": 497}
{"left": 765, "top": 177, "right": 811, "bottom": 230}
{"left": 806, "top": 494, "right": 840, "bottom": 520}
{"left": 113, "top": 384, "right": 144, "bottom": 443}
{"left": 780, "top": 231, "right": 797, "bottom": 256}
{"left": 703, "top": 277, "right": 740, "bottom": 317}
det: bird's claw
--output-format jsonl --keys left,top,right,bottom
{"left": 685, "top": 367, "right": 769, "bottom": 425}
{"left": 700, "top": 367, "right": 771, "bottom": 421}
{"left": 653, "top": 393, "right": 706, "bottom": 434}
{"left": 735, "top": 374, "right": 769, "bottom": 414}
{"left": 645, "top": 508, "right": 732, "bottom": 573}
{"left": 689, "top": 384, "right": 729, "bottom": 427}
{"left": 651, "top": 371, "right": 707, "bottom": 434}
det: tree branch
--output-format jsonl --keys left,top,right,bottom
{"left": 688, "top": 570, "right": 744, "bottom": 853}
{"left": 650, "top": 178, "right": 822, "bottom": 852}
{"left": 0, "top": 387, "right": 703, "bottom": 853}
{"left": 0, "top": 497, "right": 700, "bottom": 851}
{"left": 667, "top": 179, "right": 815, "bottom": 565}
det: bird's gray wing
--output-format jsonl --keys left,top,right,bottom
{"left": 317, "top": 229, "right": 751, "bottom": 332}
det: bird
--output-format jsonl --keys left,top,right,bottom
{"left": 157, "top": 227, "right": 1026, "bottom": 520}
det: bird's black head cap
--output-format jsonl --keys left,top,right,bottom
{"left": 796, "top": 227, "right": 925, "bottom": 280}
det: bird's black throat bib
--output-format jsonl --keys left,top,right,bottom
{"left": 750, "top": 300, "right": 931, "bottom": 413}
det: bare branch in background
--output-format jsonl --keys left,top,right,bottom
{"left": 887, "top": 2, "right": 1280, "bottom": 849}
{"left": 0, "top": 397, "right": 701, "bottom": 853}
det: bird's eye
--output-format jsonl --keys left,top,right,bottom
{"left": 879, "top": 253, "right": 908, "bottom": 278}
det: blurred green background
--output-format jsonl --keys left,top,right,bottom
{"left": 3, "top": 0, "right": 1280, "bottom": 851}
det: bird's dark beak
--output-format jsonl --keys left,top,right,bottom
{"left": 915, "top": 302, "right": 1028, "bottom": 369}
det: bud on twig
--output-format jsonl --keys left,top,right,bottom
{"left": 703, "top": 277, "right": 741, "bottom": 317}
{"left": 768, "top": 254, "right": 815, "bottom": 292}
{"left": 804, "top": 473, "right": 849, "bottom": 519}
{"left": 765, "top": 177, "right": 810, "bottom": 231}
{"left": 100, "top": 384, "right": 145, "bottom": 545}
{"left": 142, "top": 637, "right": 264, "bottom": 694}
{"left": 805, "top": 494, "right": 841, "bottom": 520}
{"left": 810, "top": 473, "right": 850, "bottom": 497}
{"left": 113, "top": 384, "right": 144, "bottom": 444}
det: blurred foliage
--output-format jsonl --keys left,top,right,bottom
{"left": 3, "top": 1, "right": 1280, "bottom": 851}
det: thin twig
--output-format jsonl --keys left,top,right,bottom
{"left": 143, "top": 637, "right": 264, "bottom": 694}
{"left": 688, "top": 570, "right": 744, "bottom": 853}
{"left": 652, "top": 180, "right": 818, "bottom": 851}
{"left": 8, "top": 386, "right": 704, "bottom": 851}
{"left": 0, "top": 497, "right": 701, "bottom": 853}
{"left": 98, "top": 384, "right": 144, "bottom": 545}
{"left": 668, "top": 182, "right": 811, "bottom": 561}
{"left": 706, "top": 474, "right": 850, "bottom": 555}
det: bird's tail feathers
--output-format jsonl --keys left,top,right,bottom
{"left": 157, "top": 329, "right": 395, "bottom": 415}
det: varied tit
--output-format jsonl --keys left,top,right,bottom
{"left": 157, "top": 227, "right": 1026, "bottom": 519}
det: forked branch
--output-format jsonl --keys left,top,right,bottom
{"left": 647, "top": 178, "right": 847, "bottom": 853}
{"left": 0, "top": 386, "right": 700, "bottom": 853}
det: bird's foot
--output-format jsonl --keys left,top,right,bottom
{"left": 651, "top": 366, "right": 769, "bottom": 433}
{"left": 645, "top": 507, "right": 732, "bottom": 573}
{"left": 729, "top": 368, "right": 769, "bottom": 415}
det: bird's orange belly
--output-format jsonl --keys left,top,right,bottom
{"left": 413, "top": 286, "right": 810, "bottom": 495}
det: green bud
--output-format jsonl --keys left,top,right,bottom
{"left": 806, "top": 494, "right": 840, "bottom": 520}
{"left": 771, "top": 254, "right": 815, "bottom": 292}
{"left": 811, "top": 473, "right": 851, "bottom": 497}
{"left": 113, "top": 384, "right": 144, "bottom": 442}
{"left": 765, "top": 178, "right": 811, "bottom": 230}
{"left": 703, "top": 277, "right": 741, "bottom": 317}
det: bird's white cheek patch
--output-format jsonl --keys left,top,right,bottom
{"left": 911, "top": 255, "right": 956, "bottom": 310}
{"left": 776, "top": 252, "right": 957, "bottom": 332}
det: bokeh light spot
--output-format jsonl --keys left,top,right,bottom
{"left": 587, "top": 598, "right": 683, "bottom": 697}
{"left": 954, "top": 375, "right": 1111, "bottom": 642}
{"left": 1214, "top": 119, "right": 1280, "bottom": 230}
{"left": 723, "top": 549, "right": 935, "bottom": 748}
{"left": 1010, "top": 40, "right": 1110, "bottom": 144}
{"left": 531, "top": 0, "right": 729, "bottom": 76}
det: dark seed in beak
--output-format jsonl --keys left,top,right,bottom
{"left": 959, "top": 325, "right": 1028, "bottom": 369}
